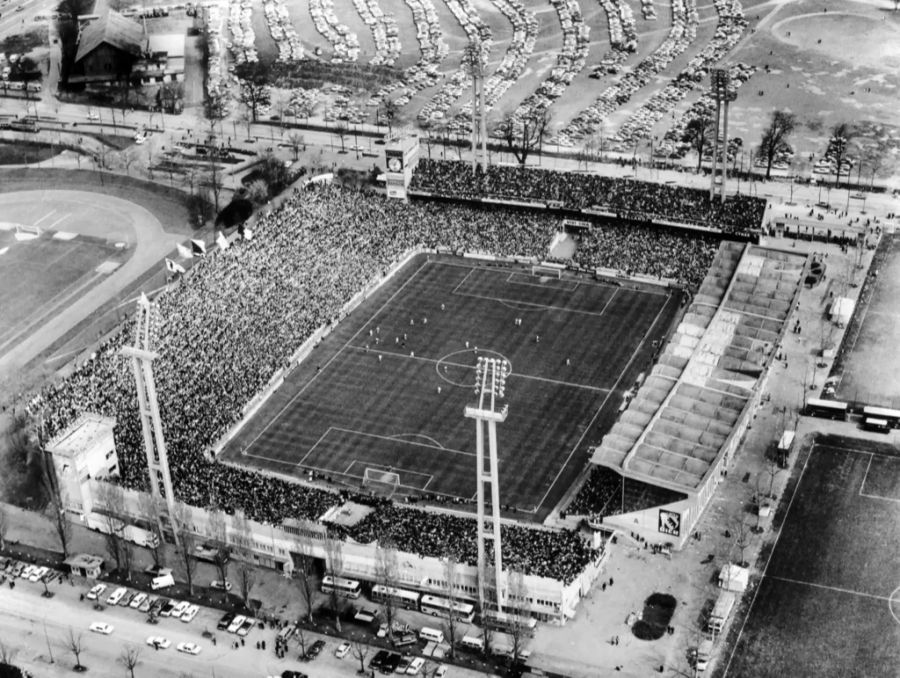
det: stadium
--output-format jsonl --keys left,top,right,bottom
{"left": 27, "top": 132, "right": 827, "bottom": 630}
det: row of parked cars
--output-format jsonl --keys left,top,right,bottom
{"left": 0, "top": 558, "right": 63, "bottom": 585}
{"left": 215, "top": 610, "right": 260, "bottom": 637}
{"left": 86, "top": 582, "right": 201, "bottom": 623}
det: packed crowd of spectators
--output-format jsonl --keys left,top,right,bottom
{"left": 345, "top": 504, "right": 595, "bottom": 585}
{"left": 37, "top": 185, "right": 683, "bottom": 582}
{"left": 409, "top": 159, "right": 766, "bottom": 235}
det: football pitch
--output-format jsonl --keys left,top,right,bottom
{"left": 722, "top": 435, "right": 900, "bottom": 678}
{"left": 222, "top": 254, "right": 680, "bottom": 520}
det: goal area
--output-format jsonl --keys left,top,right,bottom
{"left": 362, "top": 467, "right": 401, "bottom": 498}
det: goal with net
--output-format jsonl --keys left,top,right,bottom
{"left": 362, "top": 467, "right": 401, "bottom": 498}
{"left": 531, "top": 265, "right": 562, "bottom": 279}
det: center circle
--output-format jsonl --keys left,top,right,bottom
{"left": 435, "top": 348, "right": 513, "bottom": 388}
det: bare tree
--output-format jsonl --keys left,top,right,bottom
{"left": 39, "top": 443, "right": 73, "bottom": 558}
{"left": 830, "top": 122, "right": 854, "bottom": 187}
{"left": 204, "top": 152, "right": 224, "bottom": 214}
{"left": 96, "top": 482, "right": 130, "bottom": 578}
{"left": 0, "top": 503, "right": 9, "bottom": 552}
{"left": 381, "top": 99, "right": 398, "bottom": 134}
{"left": 171, "top": 502, "right": 198, "bottom": 595}
{"left": 235, "top": 62, "right": 271, "bottom": 122}
{"left": 335, "top": 121, "right": 348, "bottom": 154}
{"left": 441, "top": 555, "right": 460, "bottom": 659}
{"left": 119, "top": 644, "right": 141, "bottom": 678}
{"left": 208, "top": 507, "right": 232, "bottom": 589}
{"left": 293, "top": 537, "right": 317, "bottom": 624}
{"left": 350, "top": 637, "right": 369, "bottom": 673}
{"left": 757, "top": 110, "right": 796, "bottom": 180}
{"left": 731, "top": 517, "right": 754, "bottom": 568}
{"left": 234, "top": 552, "right": 257, "bottom": 608}
{"left": 506, "top": 570, "right": 532, "bottom": 669}
{"left": 136, "top": 492, "right": 166, "bottom": 568}
{"left": 375, "top": 541, "right": 399, "bottom": 641}
{"left": 66, "top": 628, "right": 85, "bottom": 671}
{"left": 324, "top": 533, "right": 344, "bottom": 632}
{"left": 297, "top": 624, "right": 306, "bottom": 657}
{"left": 496, "top": 109, "right": 551, "bottom": 166}
{"left": 287, "top": 132, "right": 305, "bottom": 162}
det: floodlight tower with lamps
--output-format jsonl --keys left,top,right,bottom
{"left": 709, "top": 68, "right": 736, "bottom": 202}
{"left": 120, "top": 294, "right": 180, "bottom": 547}
{"left": 465, "top": 356, "right": 510, "bottom": 613}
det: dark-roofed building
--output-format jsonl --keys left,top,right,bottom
{"left": 71, "top": 10, "right": 147, "bottom": 85}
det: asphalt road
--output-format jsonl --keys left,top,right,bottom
{"left": 0, "top": 574, "right": 466, "bottom": 678}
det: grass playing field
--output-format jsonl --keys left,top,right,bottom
{"left": 222, "top": 253, "right": 680, "bottom": 521}
{"left": 0, "top": 229, "right": 127, "bottom": 357}
{"left": 722, "top": 434, "right": 900, "bottom": 678}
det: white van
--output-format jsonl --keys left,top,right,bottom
{"left": 461, "top": 634, "right": 484, "bottom": 651}
{"left": 419, "top": 627, "right": 444, "bottom": 644}
{"left": 106, "top": 587, "right": 127, "bottom": 606}
{"left": 151, "top": 573, "right": 175, "bottom": 590}
{"left": 695, "top": 639, "right": 714, "bottom": 672}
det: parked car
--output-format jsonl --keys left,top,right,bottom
{"left": 139, "top": 596, "right": 156, "bottom": 613}
{"left": 170, "top": 601, "right": 190, "bottom": 619}
{"left": 304, "top": 639, "right": 325, "bottom": 660}
{"left": 89, "top": 622, "right": 114, "bottom": 635}
{"left": 210, "top": 579, "right": 232, "bottom": 591}
{"left": 130, "top": 592, "right": 148, "bottom": 609}
{"left": 370, "top": 650, "right": 389, "bottom": 671}
{"left": 149, "top": 598, "right": 167, "bottom": 616}
{"left": 227, "top": 615, "right": 246, "bottom": 634}
{"left": 395, "top": 656, "right": 413, "bottom": 674}
{"left": 217, "top": 612, "right": 236, "bottom": 631}
{"left": 86, "top": 584, "right": 107, "bottom": 600}
{"left": 119, "top": 591, "right": 138, "bottom": 607}
{"left": 334, "top": 641, "right": 351, "bottom": 659}
{"left": 146, "top": 636, "right": 171, "bottom": 649}
{"left": 28, "top": 566, "right": 49, "bottom": 582}
{"left": 106, "top": 587, "right": 127, "bottom": 606}
{"left": 176, "top": 641, "right": 201, "bottom": 655}
{"left": 158, "top": 600, "right": 176, "bottom": 617}
{"left": 181, "top": 605, "right": 200, "bottom": 623}
{"left": 406, "top": 657, "right": 425, "bottom": 675}
{"left": 434, "top": 666, "right": 448, "bottom": 678}
{"left": 380, "top": 653, "right": 402, "bottom": 674}
{"left": 237, "top": 618, "right": 254, "bottom": 637}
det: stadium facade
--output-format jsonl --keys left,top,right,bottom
{"left": 49, "top": 414, "right": 604, "bottom": 624}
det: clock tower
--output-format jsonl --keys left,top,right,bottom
{"left": 383, "top": 130, "right": 420, "bottom": 200}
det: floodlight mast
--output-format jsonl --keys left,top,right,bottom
{"left": 464, "top": 357, "right": 510, "bottom": 614}
{"left": 120, "top": 294, "right": 180, "bottom": 548}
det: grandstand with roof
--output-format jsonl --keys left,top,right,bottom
{"left": 567, "top": 241, "right": 808, "bottom": 548}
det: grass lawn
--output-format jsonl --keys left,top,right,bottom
{"left": 223, "top": 254, "right": 679, "bottom": 520}
{"left": 722, "top": 436, "right": 900, "bottom": 678}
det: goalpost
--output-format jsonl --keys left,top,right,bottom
{"left": 362, "top": 467, "right": 401, "bottom": 498}
{"left": 15, "top": 225, "right": 42, "bottom": 241}
{"left": 531, "top": 264, "right": 562, "bottom": 279}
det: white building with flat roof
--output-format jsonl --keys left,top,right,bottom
{"left": 46, "top": 413, "right": 118, "bottom": 516}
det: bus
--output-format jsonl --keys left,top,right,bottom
{"left": 371, "top": 584, "right": 421, "bottom": 610}
{"left": 482, "top": 609, "right": 537, "bottom": 636}
{"left": 321, "top": 575, "right": 362, "bottom": 599}
{"left": 420, "top": 594, "right": 476, "bottom": 623}
{"left": 861, "top": 405, "right": 900, "bottom": 428}
{"left": 863, "top": 417, "right": 891, "bottom": 434}
{"left": 805, "top": 398, "right": 848, "bottom": 421}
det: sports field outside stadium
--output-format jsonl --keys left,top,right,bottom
{"left": 221, "top": 253, "right": 682, "bottom": 521}
{"left": 722, "top": 434, "right": 900, "bottom": 678}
